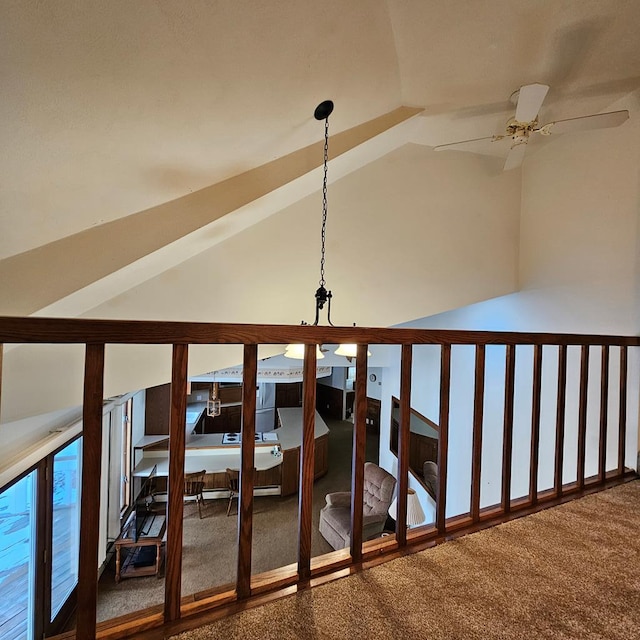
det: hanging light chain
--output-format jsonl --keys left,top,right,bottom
{"left": 319, "top": 116, "right": 329, "bottom": 288}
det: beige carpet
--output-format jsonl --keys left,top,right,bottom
{"left": 173, "top": 480, "right": 640, "bottom": 640}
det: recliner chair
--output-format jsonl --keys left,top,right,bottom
{"left": 319, "top": 462, "right": 397, "bottom": 550}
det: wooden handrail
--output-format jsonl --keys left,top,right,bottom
{"left": 2, "top": 315, "right": 637, "bottom": 640}
{"left": 1, "top": 315, "right": 639, "bottom": 346}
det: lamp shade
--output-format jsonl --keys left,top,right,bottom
{"left": 388, "top": 488, "right": 425, "bottom": 527}
{"left": 334, "top": 344, "right": 372, "bottom": 358}
{"left": 284, "top": 344, "right": 324, "bottom": 360}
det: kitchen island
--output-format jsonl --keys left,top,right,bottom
{"left": 133, "top": 408, "right": 329, "bottom": 497}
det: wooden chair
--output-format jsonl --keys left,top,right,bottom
{"left": 225, "top": 468, "right": 239, "bottom": 517}
{"left": 184, "top": 470, "right": 206, "bottom": 518}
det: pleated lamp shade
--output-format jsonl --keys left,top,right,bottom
{"left": 388, "top": 488, "right": 425, "bottom": 527}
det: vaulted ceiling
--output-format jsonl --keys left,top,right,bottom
{"left": 1, "top": 0, "right": 639, "bottom": 320}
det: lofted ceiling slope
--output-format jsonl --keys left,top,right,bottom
{"left": 1, "top": 0, "right": 639, "bottom": 322}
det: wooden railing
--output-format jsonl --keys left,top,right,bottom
{"left": 0, "top": 316, "right": 638, "bottom": 640}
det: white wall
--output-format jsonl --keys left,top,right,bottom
{"left": 378, "top": 91, "right": 640, "bottom": 519}
{"left": 1, "top": 142, "right": 520, "bottom": 431}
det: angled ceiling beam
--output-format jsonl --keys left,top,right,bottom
{"left": 0, "top": 106, "right": 422, "bottom": 317}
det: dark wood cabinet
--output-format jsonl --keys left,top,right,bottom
{"left": 202, "top": 404, "right": 242, "bottom": 433}
{"left": 145, "top": 384, "right": 170, "bottom": 435}
{"left": 316, "top": 384, "right": 344, "bottom": 419}
{"left": 275, "top": 382, "right": 302, "bottom": 408}
{"left": 366, "top": 397, "right": 381, "bottom": 433}
{"left": 280, "top": 433, "right": 329, "bottom": 497}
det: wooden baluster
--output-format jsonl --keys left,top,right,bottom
{"left": 396, "top": 345, "right": 412, "bottom": 545}
{"left": 0, "top": 343, "right": 3, "bottom": 412}
{"left": 617, "top": 346, "right": 628, "bottom": 475}
{"left": 598, "top": 346, "right": 610, "bottom": 483}
{"left": 577, "top": 345, "right": 589, "bottom": 490}
{"left": 436, "top": 344, "right": 451, "bottom": 535}
{"left": 237, "top": 344, "right": 257, "bottom": 598}
{"left": 76, "top": 343, "right": 105, "bottom": 640}
{"left": 298, "top": 344, "right": 316, "bottom": 581}
{"left": 501, "top": 345, "right": 516, "bottom": 514}
{"left": 554, "top": 345, "right": 567, "bottom": 497}
{"left": 471, "top": 344, "right": 485, "bottom": 522}
{"left": 164, "top": 344, "right": 188, "bottom": 622}
{"left": 350, "top": 344, "right": 368, "bottom": 561}
{"left": 529, "top": 344, "right": 543, "bottom": 505}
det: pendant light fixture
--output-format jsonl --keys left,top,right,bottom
{"left": 207, "top": 382, "right": 222, "bottom": 417}
{"left": 284, "top": 100, "right": 335, "bottom": 360}
{"left": 284, "top": 100, "right": 368, "bottom": 361}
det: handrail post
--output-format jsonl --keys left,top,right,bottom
{"left": 577, "top": 345, "right": 590, "bottom": 489}
{"left": 529, "top": 344, "right": 543, "bottom": 505}
{"left": 617, "top": 346, "right": 628, "bottom": 475}
{"left": 396, "top": 345, "right": 412, "bottom": 545}
{"left": 436, "top": 344, "right": 451, "bottom": 535}
{"left": 598, "top": 345, "right": 610, "bottom": 483}
{"left": 76, "top": 343, "right": 105, "bottom": 640}
{"left": 554, "top": 345, "right": 568, "bottom": 497}
{"left": 164, "top": 344, "right": 189, "bottom": 622}
{"left": 237, "top": 344, "right": 257, "bottom": 598}
{"left": 501, "top": 345, "right": 516, "bottom": 514}
{"left": 298, "top": 344, "right": 316, "bottom": 581}
{"left": 471, "top": 344, "right": 485, "bottom": 522}
{"left": 350, "top": 344, "right": 368, "bottom": 561}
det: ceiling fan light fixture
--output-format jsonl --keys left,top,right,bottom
{"left": 433, "top": 83, "right": 628, "bottom": 172}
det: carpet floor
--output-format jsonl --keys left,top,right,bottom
{"left": 172, "top": 480, "right": 640, "bottom": 640}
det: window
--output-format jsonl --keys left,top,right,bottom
{"left": 50, "top": 439, "right": 82, "bottom": 621}
{"left": 0, "top": 471, "right": 37, "bottom": 640}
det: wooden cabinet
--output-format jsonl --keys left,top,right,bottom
{"left": 145, "top": 384, "right": 170, "bottom": 435}
{"left": 280, "top": 447, "right": 300, "bottom": 497}
{"left": 316, "top": 384, "right": 344, "bottom": 419}
{"left": 202, "top": 404, "right": 242, "bottom": 433}
{"left": 314, "top": 434, "right": 329, "bottom": 481}
{"left": 275, "top": 382, "right": 302, "bottom": 408}
{"left": 366, "top": 398, "right": 381, "bottom": 433}
{"left": 280, "top": 434, "right": 329, "bottom": 497}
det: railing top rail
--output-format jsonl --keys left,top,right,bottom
{"left": 0, "top": 316, "right": 638, "bottom": 347}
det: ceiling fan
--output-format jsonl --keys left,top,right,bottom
{"left": 434, "top": 83, "right": 629, "bottom": 171}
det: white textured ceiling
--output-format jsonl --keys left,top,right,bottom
{"left": 1, "top": 0, "right": 639, "bottom": 297}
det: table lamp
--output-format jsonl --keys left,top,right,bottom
{"left": 388, "top": 488, "right": 426, "bottom": 528}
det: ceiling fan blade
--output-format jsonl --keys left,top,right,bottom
{"left": 537, "top": 110, "right": 629, "bottom": 135}
{"left": 503, "top": 143, "right": 527, "bottom": 171}
{"left": 514, "top": 83, "right": 550, "bottom": 122}
{"left": 434, "top": 135, "right": 505, "bottom": 156}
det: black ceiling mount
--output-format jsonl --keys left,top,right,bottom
{"left": 314, "top": 100, "right": 334, "bottom": 120}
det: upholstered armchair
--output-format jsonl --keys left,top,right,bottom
{"left": 319, "top": 462, "right": 397, "bottom": 550}
{"left": 423, "top": 461, "right": 438, "bottom": 498}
